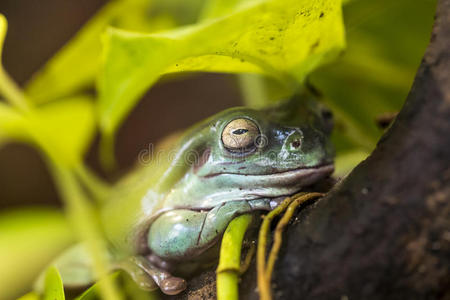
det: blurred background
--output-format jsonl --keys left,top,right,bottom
{"left": 0, "top": 0, "right": 244, "bottom": 209}
{"left": 0, "top": 0, "right": 437, "bottom": 210}
{"left": 0, "top": 0, "right": 437, "bottom": 299}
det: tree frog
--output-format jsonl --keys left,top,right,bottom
{"left": 51, "top": 89, "right": 334, "bottom": 295}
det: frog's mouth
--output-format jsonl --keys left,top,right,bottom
{"left": 203, "top": 163, "right": 333, "bottom": 182}
{"left": 202, "top": 163, "right": 334, "bottom": 198}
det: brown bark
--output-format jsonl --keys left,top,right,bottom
{"left": 173, "top": 0, "right": 450, "bottom": 298}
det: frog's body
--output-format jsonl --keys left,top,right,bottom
{"left": 50, "top": 90, "right": 334, "bottom": 295}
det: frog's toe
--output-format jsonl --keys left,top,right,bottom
{"left": 160, "top": 276, "right": 187, "bottom": 295}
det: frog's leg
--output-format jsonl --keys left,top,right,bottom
{"left": 147, "top": 200, "right": 269, "bottom": 260}
{"left": 118, "top": 256, "right": 186, "bottom": 295}
{"left": 121, "top": 200, "right": 269, "bottom": 295}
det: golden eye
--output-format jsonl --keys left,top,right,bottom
{"left": 221, "top": 118, "right": 260, "bottom": 150}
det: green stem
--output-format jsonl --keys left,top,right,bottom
{"left": 99, "top": 133, "right": 117, "bottom": 171}
{"left": 0, "top": 67, "right": 31, "bottom": 112}
{"left": 217, "top": 214, "right": 253, "bottom": 300}
{"left": 74, "top": 164, "right": 111, "bottom": 204}
{"left": 238, "top": 74, "right": 268, "bottom": 108}
{"left": 50, "top": 162, "right": 122, "bottom": 300}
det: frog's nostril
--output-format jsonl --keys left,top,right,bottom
{"left": 291, "top": 139, "right": 301, "bottom": 149}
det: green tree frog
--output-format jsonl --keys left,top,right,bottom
{"left": 51, "top": 89, "right": 334, "bottom": 295}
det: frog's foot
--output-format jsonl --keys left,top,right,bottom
{"left": 119, "top": 256, "right": 187, "bottom": 295}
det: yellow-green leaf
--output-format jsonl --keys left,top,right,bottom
{"left": 75, "top": 272, "right": 120, "bottom": 300}
{"left": 98, "top": 0, "right": 345, "bottom": 137}
{"left": 311, "top": 0, "right": 437, "bottom": 156}
{"left": 0, "top": 97, "right": 96, "bottom": 165}
{"left": 43, "top": 267, "right": 65, "bottom": 300}
{"left": 0, "top": 208, "right": 74, "bottom": 300}
{"left": 28, "top": 96, "right": 96, "bottom": 165}
{"left": 25, "top": 0, "right": 177, "bottom": 103}
{"left": 199, "top": 0, "right": 248, "bottom": 20}
{"left": 0, "top": 14, "right": 6, "bottom": 59}
{"left": 334, "top": 149, "right": 370, "bottom": 177}
{"left": 17, "top": 292, "right": 41, "bottom": 300}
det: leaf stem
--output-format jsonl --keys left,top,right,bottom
{"left": 74, "top": 164, "right": 111, "bottom": 204}
{"left": 217, "top": 214, "right": 253, "bottom": 300}
{"left": 238, "top": 74, "right": 269, "bottom": 108}
{"left": 50, "top": 163, "right": 122, "bottom": 300}
{"left": 0, "top": 67, "right": 31, "bottom": 112}
{"left": 99, "top": 133, "right": 117, "bottom": 171}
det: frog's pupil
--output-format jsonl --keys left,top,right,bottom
{"left": 232, "top": 129, "right": 248, "bottom": 135}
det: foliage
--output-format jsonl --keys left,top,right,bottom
{"left": 42, "top": 267, "right": 65, "bottom": 300}
{"left": 312, "top": 0, "right": 437, "bottom": 161}
{"left": 0, "top": 209, "right": 73, "bottom": 300}
{"left": 98, "top": 0, "right": 344, "bottom": 140}
{"left": 0, "top": 0, "right": 437, "bottom": 299}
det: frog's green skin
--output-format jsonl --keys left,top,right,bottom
{"left": 51, "top": 90, "right": 334, "bottom": 296}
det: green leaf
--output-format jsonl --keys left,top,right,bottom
{"left": 311, "top": 0, "right": 437, "bottom": 155}
{"left": 334, "top": 149, "right": 370, "bottom": 177}
{"left": 24, "top": 0, "right": 182, "bottom": 104}
{"left": 43, "top": 267, "right": 65, "bottom": 300}
{"left": 0, "top": 15, "right": 32, "bottom": 111}
{"left": 28, "top": 96, "right": 96, "bottom": 165}
{"left": 0, "top": 96, "right": 96, "bottom": 165}
{"left": 199, "top": 0, "right": 248, "bottom": 20}
{"left": 0, "top": 14, "right": 6, "bottom": 59}
{"left": 98, "top": 0, "right": 345, "bottom": 137}
{"left": 17, "top": 292, "right": 41, "bottom": 300}
{"left": 25, "top": 0, "right": 148, "bottom": 103}
{"left": 0, "top": 208, "right": 74, "bottom": 300}
{"left": 75, "top": 272, "right": 120, "bottom": 300}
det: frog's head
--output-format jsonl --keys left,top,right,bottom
{"left": 165, "top": 89, "right": 335, "bottom": 207}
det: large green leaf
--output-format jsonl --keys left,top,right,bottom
{"left": 24, "top": 0, "right": 176, "bottom": 103}
{"left": 25, "top": 0, "right": 209, "bottom": 104}
{"left": 0, "top": 208, "right": 74, "bottom": 300}
{"left": 98, "top": 0, "right": 345, "bottom": 137}
{"left": 199, "top": 0, "right": 248, "bottom": 20}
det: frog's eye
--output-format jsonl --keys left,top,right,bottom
{"left": 221, "top": 118, "right": 260, "bottom": 151}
